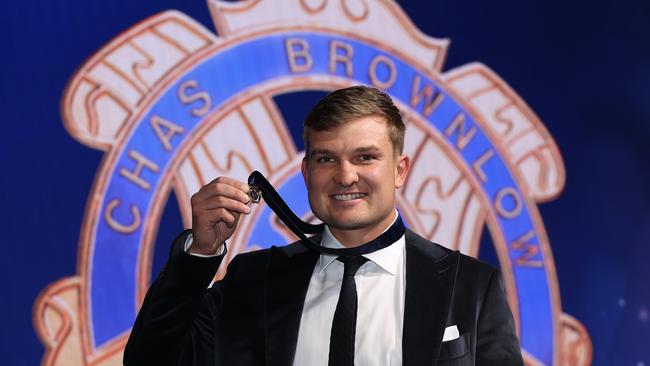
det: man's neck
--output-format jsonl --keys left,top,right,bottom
{"left": 327, "top": 210, "right": 399, "bottom": 248}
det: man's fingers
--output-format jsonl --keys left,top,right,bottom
{"left": 202, "top": 177, "right": 249, "bottom": 194}
{"left": 194, "top": 180, "right": 251, "bottom": 205}
{"left": 194, "top": 195, "right": 251, "bottom": 214}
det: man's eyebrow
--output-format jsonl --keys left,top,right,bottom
{"left": 354, "top": 145, "right": 382, "bottom": 153}
{"left": 309, "top": 146, "right": 382, "bottom": 156}
{"left": 309, "top": 149, "right": 335, "bottom": 156}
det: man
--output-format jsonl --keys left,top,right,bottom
{"left": 124, "top": 86, "right": 524, "bottom": 365}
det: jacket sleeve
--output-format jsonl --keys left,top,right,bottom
{"left": 123, "top": 230, "right": 226, "bottom": 366}
{"left": 475, "top": 270, "right": 524, "bottom": 366}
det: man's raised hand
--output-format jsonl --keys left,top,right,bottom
{"left": 189, "top": 177, "right": 252, "bottom": 255}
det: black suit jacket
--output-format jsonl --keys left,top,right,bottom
{"left": 125, "top": 229, "right": 523, "bottom": 365}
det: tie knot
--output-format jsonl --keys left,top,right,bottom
{"left": 337, "top": 256, "right": 369, "bottom": 276}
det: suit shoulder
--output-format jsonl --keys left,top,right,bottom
{"left": 405, "top": 229, "right": 497, "bottom": 276}
{"left": 458, "top": 252, "right": 497, "bottom": 272}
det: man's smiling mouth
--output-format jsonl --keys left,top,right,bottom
{"left": 332, "top": 193, "right": 366, "bottom": 201}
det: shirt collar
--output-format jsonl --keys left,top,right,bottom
{"left": 317, "top": 210, "right": 404, "bottom": 275}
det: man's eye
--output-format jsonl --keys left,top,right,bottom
{"left": 316, "top": 156, "right": 334, "bottom": 164}
{"left": 358, "top": 155, "right": 374, "bottom": 162}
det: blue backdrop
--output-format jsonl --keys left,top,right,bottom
{"left": 1, "top": 0, "right": 649, "bottom": 365}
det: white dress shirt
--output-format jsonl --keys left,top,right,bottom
{"left": 293, "top": 216, "right": 406, "bottom": 366}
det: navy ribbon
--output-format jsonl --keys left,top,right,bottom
{"left": 248, "top": 171, "right": 404, "bottom": 256}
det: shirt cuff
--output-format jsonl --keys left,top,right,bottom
{"left": 184, "top": 233, "right": 226, "bottom": 257}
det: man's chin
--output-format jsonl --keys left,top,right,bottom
{"left": 324, "top": 216, "right": 375, "bottom": 231}
{"left": 327, "top": 221, "right": 368, "bottom": 231}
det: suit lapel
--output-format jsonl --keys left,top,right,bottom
{"left": 265, "top": 240, "right": 319, "bottom": 366}
{"left": 402, "top": 230, "right": 460, "bottom": 366}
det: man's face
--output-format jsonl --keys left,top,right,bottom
{"left": 301, "top": 115, "right": 410, "bottom": 242}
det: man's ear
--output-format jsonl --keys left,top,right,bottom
{"left": 301, "top": 156, "right": 308, "bottom": 185}
{"left": 394, "top": 154, "right": 410, "bottom": 188}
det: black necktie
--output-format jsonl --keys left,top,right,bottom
{"left": 328, "top": 256, "right": 369, "bottom": 366}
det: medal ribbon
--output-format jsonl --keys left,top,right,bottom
{"left": 247, "top": 171, "right": 404, "bottom": 256}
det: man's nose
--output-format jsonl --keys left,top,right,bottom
{"left": 334, "top": 161, "right": 358, "bottom": 186}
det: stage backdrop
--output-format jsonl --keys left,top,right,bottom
{"left": 1, "top": 1, "right": 649, "bottom": 365}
